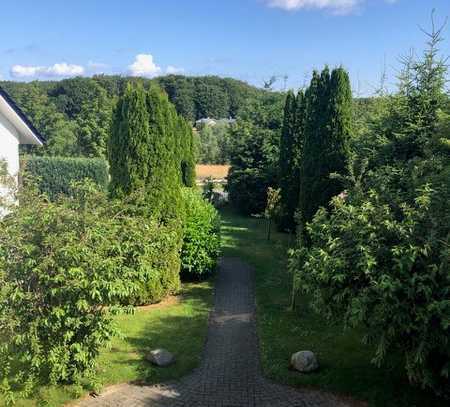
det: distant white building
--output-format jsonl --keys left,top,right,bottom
{"left": 196, "top": 117, "right": 218, "bottom": 127}
{"left": 195, "top": 117, "right": 237, "bottom": 128}
{"left": 0, "top": 86, "right": 44, "bottom": 211}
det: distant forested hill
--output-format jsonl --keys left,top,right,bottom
{"left": 0, "top": 75, "right": 281, "bottom": 158}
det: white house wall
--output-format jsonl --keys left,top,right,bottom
{"left": 0, "top": 111, "right": 19, "bottom": 215}
{"left": 0, "top": 110, "right": 20, "bottom": 177}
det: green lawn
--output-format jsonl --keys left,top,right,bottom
{"left": 221, "top": 207, "right": 447, "bottom": 407}
{"left": 5, "top": 280, "right": 213, "bottom": 407}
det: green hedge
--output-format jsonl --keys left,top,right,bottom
{"left": 23, "top": 156, "right": 109, "bottom": 199}
{"left": 181, "top": 188, "right": 221, "bottom": 279}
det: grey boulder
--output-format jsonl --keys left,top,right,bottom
{"left": 146, "top": 349, "right": 175, "bottom": 367}
{"left": 290, "top": 350, "right": 319, "bottom": 373}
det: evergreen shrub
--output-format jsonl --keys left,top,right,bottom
{"left": 180, "top": 188, "right": 221, "bottom": 279}
{"left": 23, "top": 156, "right": 108, "bottom": 199}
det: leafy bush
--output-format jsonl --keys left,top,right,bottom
{"left": 181, "top": 188, "right": 221, "bottom": 278}
{"left": 0, "top": 180, "right": 181, "bottom": 402}
{"left": 290, "top": 179, "right": 450, "bottom": 396}
{"left": 23, "top": 156, "right": 109, "bottom": 199}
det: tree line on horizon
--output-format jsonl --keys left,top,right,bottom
{"left": 0, "top": 75, "right": 281, "bottom": 160}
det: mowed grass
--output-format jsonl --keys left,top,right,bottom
{"left": 220, "top": 208, "right": 447, "bottom": 407}
{"left": 4, "top": 280, "right": 213, "bottom": 407}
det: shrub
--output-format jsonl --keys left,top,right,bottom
{"left": 23, "top": 156, "right": 109, "bottom": 199}
{"left": 181, "top": 188, "right": 221, "bottom": 278}
{"left": 0, "top": 180, "right": 181, "bottom": 402}
{"left": 290, "top": 179, "right": 450, "bottom": 397}
{"left": 227, "top": 168, "right": 273, "bottom": 215}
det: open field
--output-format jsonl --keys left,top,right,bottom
{"left": 195, "top": 164, "right": 230, "bottom": 181}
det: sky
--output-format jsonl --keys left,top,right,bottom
{"left": 1, "top": 0, "right": 449, "bottom": 94}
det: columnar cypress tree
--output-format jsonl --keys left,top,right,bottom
{"left": 109, "top": 84, "right": 150, "bottom": 197}
{"left": 145, "top": 85, "right": 183, "bottom": 220}
{"left": 278, "top": 90, "right": 307, "bottom": 231}
{"left": 109, "top": 83, "right": 185, "bottom": 220}
{"left": 298, "top": 66, "right": 350, "bottom": 228}
{"left": 298, "top": 70, "right": 322, "bottom": 227}
{"left": 179, "top": 118, "right": 196, "bottom": 187}
{"left": 327, "top": 67, "right": 351, "bottom": 194}
{"left": 290, "top": 89, "right": 306, "bottom": 216}
{"left": 278, "top": 91, "right": 297, "bottom": 230}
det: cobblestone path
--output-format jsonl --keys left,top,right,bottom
{"left": 77, "top": 258, "right": 351, "bottom": 407}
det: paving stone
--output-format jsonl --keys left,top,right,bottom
{"left": 76, "top": 258, "right": 351, "bottom": 407}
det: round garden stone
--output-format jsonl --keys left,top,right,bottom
{"left": 290, "top": 350, "right": 319, "bottom": 373}
{"left": 146, "top": 348, "right": 175, "bottom": 367}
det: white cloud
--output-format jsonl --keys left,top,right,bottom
{"left": 265, "top": 0, "right": 397, "bottom": 13}
{"left": 128, "top": 54, "right": 161, "bottom": 77}
{"left": 166, "top": 65, "right": 185, "bottom": 75}
{"left": 10, "top": 65, "right": 41, "bottom": 77}
{"left": 10, "top": 62, "right": 84, "bottom": 78}
{"left": 266, "top": 0, "right": 360, "bottom": 13}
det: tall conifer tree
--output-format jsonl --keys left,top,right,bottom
{"left": 179, "top": 117, "right": 196, "bottom": 187}
{"left": 145, "top": 85, "right": 183, "bottom": 220}
{"left": 278, "top": 91, "right": 297, "bottom": 230}
{"left": 327, "top": 67, "right": 351, "bottom": 195}
{"left": 278, "top": 90, "right": 307, "bottom": 231}
{"left": 109, "top": 84, "right": 150, "bottom": 197}
{"left": 298, "top": 66, "right": 350, "bottom": 229}
{"left": 109, "top": 83, "right": 184, "bottom": 220}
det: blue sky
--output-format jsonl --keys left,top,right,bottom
{"left": 1, "top": 0, "right": 449, "bottom": 94}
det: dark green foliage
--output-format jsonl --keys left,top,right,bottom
{"left": 74, "top": 86, "right": 113, "bottom": 158}
{"left": 228, "top": 167, "right": 275, "bottom": 215}
{"left": 156, "top": 75, "right": 261, "bottom": 121}
{"left": 0, "top": 181, "right": 181, "bottom": 401}
{"left": 157, "top": 75, "right": 196, "bottom": 121}
{"left": 195, "top": 82, "right": 230, "bottom": 119}
{"left": 298, "top": 67, "right": 351, "bottom": 227}
{"left": 180, "top": 188, "right": 221, "bottom": 278}
{"left": 227, "top": 92, "right": 284, "bottom": 215}
{"left": 278, "top": 90, "right": 306, "bottom": 231}
{"left": 23, "top": 156, "right": 109, "bottom": 199}
{"left": 2, "top": 82, "right": 78, "bottom": 157}
{"left": 227, "top": 118, "right": 280, "bottom": 215}
{"left": 179, "top": 118, "right": 196, "bottom": 187}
